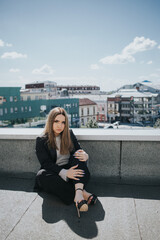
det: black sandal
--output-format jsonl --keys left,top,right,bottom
{"left": 75, "top": 188, "right": 88, "bottom": 218}
{"left": 87, "top": 194, "right": 97, "bottom": 205}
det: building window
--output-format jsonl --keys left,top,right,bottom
{"left": 29, "top": 106, "right": 32, "bottom": 112}
{"left": 10, "top": 96, "right": 13, "bottom": 102}
{"left": 14, "top": 107, "right": 18, "bottom": 113}
{"left": 87, "top": 108, "right": 89, "bottom": 115}
{"left": 14, "top": 96, "right": 17, "bottom": 102}
{"left": 21, "top": 107, "right": 24, "bottom": 112}
{"left": 25, "top": 106, "right": 27, "bottom": 112}
{"left": 4, "top": 108, "right": 7, "bottom": 114}
{"left": 81, "top": 108, "right": 84, "bottom": 116}
{"left": 3, "top": 97, "right": 7, "bottom": 102}
{"left": 81, "top": 118, "right": 84, "bottom": 125}
{"left": 93, "top": 106, "right": 95, "bottom": 115}
{"left": 0, "top": 108, "right": 3, "bottom": 116}
{"left": 10, "top": 107, "right": 13, "bottom": 113}
{"left": 27, "top": 96, "right": 31, "bottom": 101}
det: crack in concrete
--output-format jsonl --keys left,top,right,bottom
{"left": 134, "top": 199, "right": 143, "bottom": 240}
{"left": 5, "top": 194, "right": 38, "bottom": 240}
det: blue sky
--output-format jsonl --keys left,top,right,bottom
{"left": 0, "top": 0, "right": 160, "bottom": 91}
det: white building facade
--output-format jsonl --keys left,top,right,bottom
{"left": 79, "top": 98, "right": 97, "bottom": 127}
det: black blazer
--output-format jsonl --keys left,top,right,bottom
{"left": 36, "top": 129, "right": 81, "bottom": 174}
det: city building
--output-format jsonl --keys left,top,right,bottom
{"left": 133, "top": 80, "right": 160, "bottom": 95}
{"left": 21, "top": 81, "right": 57, "bottom": 100}
{"left": 70, "top": 94, "right": 107, "bottom": 122}
{"left": 0, "top": 87, "right": 79, "bottom": 127}
{"left": 57, "top": 85, "right": 100, "bottom": 95}
{"left": 119, "top": 80, "right": 160, "bottom": 99}
{"left": 107, "top": 89, "right": 159, "bottom": 123}
{"left": 79, "top": 98, "right": 97, "bottom": 126}
{"left": 21, "top": 81, "right": 101, "bottom": 100}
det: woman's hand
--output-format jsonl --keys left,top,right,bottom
{"left": 67, "top": 164, "right": 84, "bottom": 180}
{"left": 74, "top": 149, "right": 89, "bottom": 162}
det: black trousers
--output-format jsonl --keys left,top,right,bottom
{"left": 35, "top": 156, "right": 90, "bottom": 205}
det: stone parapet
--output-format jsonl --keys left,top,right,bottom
{"left": 0, "top": 128, "right": 160, "bottom": 184}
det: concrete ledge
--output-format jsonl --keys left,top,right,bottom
{"left": 0, "top": 128, "right": 160, "bottom": 141}
{"left": 0, "top": 128, "right": 160, "bottom": 185}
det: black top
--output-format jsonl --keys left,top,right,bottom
{"left": 35, "top": 129, "right": 81, "bottom": 174}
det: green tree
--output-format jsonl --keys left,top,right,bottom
{"left": 86, "top": 119, "right": 98, "bottom": 128}
{"left": 154, "top": 118, "right": 160, "bottom": 128}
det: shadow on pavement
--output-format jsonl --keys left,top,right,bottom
{"left": 39, "top": 192, "right": 105, "bottom": 239}
{"left": 0, "top": 176, "right": 160, "bottom": 201}
{"left": 0, "top": 176, "right": 34, "bottom": 192}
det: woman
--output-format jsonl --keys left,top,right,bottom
{"left": 35, "top": 107, "right": 97, "bottom": 217}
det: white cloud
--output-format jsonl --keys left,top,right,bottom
{"left": 9, "top": 68, "right": 20, "bottom": 73}
{"left": 32, "top": 64, "right": 54, "bottom": 75}
{"left": 0, "top": 39, "right": 12, "bottom": 47}
{"left": 99, "top": 36, "right": 157, "bottom": 64}
{"left": 158, "top": 45, "right": 160, "bottom": 49}
{"left": 1, "top": 51, "right": 27, "bottom": 59}
{"left": 147, "top": 61, "right": 153, "bottom": 64}
{"left": 90, "top": 64, "right": 100, "bottom": 70}
{"left": 100, "top": 53, "right": 135, "bottom": 64}
{"left": 122, "top": 36, "right": 156, "bottom": 55}
{"left": 0, "top": 39, "right": 5, "bottom": 47}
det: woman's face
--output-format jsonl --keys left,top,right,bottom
{"left": 53, "top": 114, "right": 66, "bottom": 136}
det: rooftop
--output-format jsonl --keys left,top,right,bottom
{"left": 79, "top": 98, "right": 97, "bottom": 106}
{"left": 1, "top": 176, "right": 160, "bottom": 240}
{"left": 0, "top": 128, "right": 160, "bottom": 240}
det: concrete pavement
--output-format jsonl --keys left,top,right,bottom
{"left": 0, "top": 177, "right": 160, "bottom": 240}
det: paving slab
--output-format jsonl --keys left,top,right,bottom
{"left": 0, "top": 177, "right": 160, "bottom": 240}
{"left": 0, "top": 178, "right": 37, "bottom": 240}
{"left": 134, "top": 198, "right": 160, "bottom": 240}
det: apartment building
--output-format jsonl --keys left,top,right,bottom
{"left": 69, "top": 94, "right": 108, "bottom": 122}
{"left": 57, "top": 85, "right": 100, "bottom": 95}
{"left": 107, "top": 89, "right": 158, "bottom": 123}
{"left": 79, "top": 98, "right": 97, "bottom": 126}
{"left": 21, "top": 81, "right": 57, "bottom": 100}
{"left": 0, "top": 87, "right": 79, "bottom": 127}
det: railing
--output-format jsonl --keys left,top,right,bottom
{"left": 0, "top": 128, "right": 160, "bottom": 185}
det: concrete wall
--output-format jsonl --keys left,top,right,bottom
{"left": 0, "top": 128, "right": 160, "bottom": 184}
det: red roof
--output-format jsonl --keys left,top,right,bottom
{"left": 79, "top": 98, "right": 97, "bottom": 106}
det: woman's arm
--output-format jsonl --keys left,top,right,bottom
{"left": 70, "top": 129, "right": 89, "bottom": 162}
{"left": 70, "top": 129, "right": 82, "bottom": 151}
{"left": 36, "top": 137, "right": 63, "bottom": 174}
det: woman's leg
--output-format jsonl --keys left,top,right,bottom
{"left": 36, "top": 169, "right": 75, "bottom": 205}
{"left": 69, "top": 155, "right": 90, "bottom": 206}
{"left": 74, "top": 183, "right": 84, "bottom": 203}
{"left": 69, "top": 155, "right": 90, "bottom": 187}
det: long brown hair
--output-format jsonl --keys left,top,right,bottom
{"left": 43, "top": 107, "right": 73, "bottom": 154}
